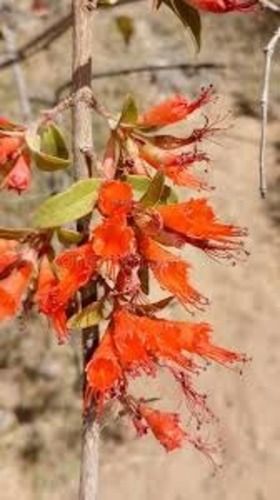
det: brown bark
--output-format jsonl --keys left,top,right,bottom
{"left": 72, "top": 1, "right": 99, "bottom": 499}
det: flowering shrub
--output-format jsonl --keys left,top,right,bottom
{"left": 0, "top": 83, "right": 249, "bottom": 454}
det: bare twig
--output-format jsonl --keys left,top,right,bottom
{"left": 259, "top": 26, "right": 280, "bottom": 198}
{"left": 259, "top": 0, "right": 280, "bottom": 12}
{"left": 0, "top": 13, "right": 73, "bottom": 71}
{"left": 56, "top": 61, "right": 225, "bottom": 100}
{"left": 1, "top": 24, "right": 32, "bottom": 122}
{"left": 0, "top": 0, "right": 143, "bottom": 72}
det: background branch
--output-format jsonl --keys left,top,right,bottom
{"left": 259, "top": 26, "right": 280, "bottom": 198}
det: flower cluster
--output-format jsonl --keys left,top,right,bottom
{"left": 0, "top": 89, "right": 248, "bottom": 454}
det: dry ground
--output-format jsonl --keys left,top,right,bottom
{"left": 0, "top": 3, "right": 280, "bottom": 499}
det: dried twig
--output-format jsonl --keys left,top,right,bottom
{"left": 259, "top": 26, "right": 280, "bottom": 198}
{"left": 56, "top": 61, "right": 225, "bottom": 99}
{"left": 259, "top": 0, "right": 280, "bottom": 12}
{"left": 0, "top": 0, "right": 143, "bottom": 72}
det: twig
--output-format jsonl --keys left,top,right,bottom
{"left": 1, "top": 24, "right": 32, "bottom": 122}
{"left": 0, "top": 13, "right": 73, "bottom": 71}
{"left": 0, "top": 0, "right": 143, "bottom": 73}
{"left": 259, "top": 0, "right": 280, "bottom": 12}
{"left": 259, "top": 26, "right": 280, "bottom": 198}
{"left": 55, "top": 61, "right": 225, "bottom": 100}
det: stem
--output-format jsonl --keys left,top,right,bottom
{"left": 72, "top": 1, "right": 99, "bottom": 499}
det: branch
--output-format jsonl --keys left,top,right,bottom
{"left": 1, "top": 24, "right": 32, "bottom": 122}
{"left": 55, "top": 61, "right": 224, "bottom": 100}
{"left": 72, "top": 1, "right": 99, "bottom": 499}
{"left": 259, "top": 26, "right": 280, "bottom": 198}
{"left": 0, "top": 0, "right": 143, "bottom": 73}
{"left": 259, "top": 0, "right": 280, "bottom": 12}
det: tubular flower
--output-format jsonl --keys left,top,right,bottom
{"left": 138, "top": 87, "right": 213, "bottom": 128}
{"left": 139, "top": 142, "right": 209, "bottom": 190}
{"left": 37, "top": 244, "right": 97, "bottom": 341}
{"left": 92, "top": 215, "right": 136, "bottom": 260}
{"left": 0, "top": 262, "right": 33, "bottom": 320}
{"left": 87, "top": 308, "right": 246, "bottom": 404}
{"left": 98, "top": 180, "right": 133, "bottom": 216}
{"left": 157, "top": 198, "right": 247, "bottom": 257}
{"left": 139, "top": 236, "right": 207, "bottom": 309}
{"left": 183, "top": 0, "right": 257, "bottom": 13}
{"left": 137, "top": 404, "right": 186, "bottom": 451}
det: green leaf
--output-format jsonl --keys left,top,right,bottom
{"left": 125, "top": 174, "right": 151, "bottom": 196}
{"left": 68, "top": 302, "right": 103, "bottom": 329}
{"left": 56, "top": 228, "right": 83, "bottom": 245}
{"left": 164, "top": 0, "right": 201, "bottom": 51}
{"left": 140, "top": 171, "right": 165, "bottom": 207}
{"left": 125, "top": 174, "right": 178, "bottom": 204}
{"left": 26, "top": 123, "right": 71, "bottom": 172}
{"left": 33, "top": 179, "right": 101, "bottom": 228}
{"left": 115, "top": 15, "right": 135, "bottom": 45}
{"left": 119, "top": 95, "right": 139, "bottom": 126}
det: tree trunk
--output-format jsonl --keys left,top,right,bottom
{"left": 72, "top": 1, "right": 99, "bottom": 499}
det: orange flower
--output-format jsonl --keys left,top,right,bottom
{"left": 37, "top": 245, "right": 97, "bottom": 341}
{"left": 98, "top": 180, "right": 133, "bottom": 216}
{"left": 138, "top": 404, "right": 186, "bottom": 451}
{"left": 139, "top": 142, "right": 209, "bottom": 190}
{"left": 0, "top": 262, "right": 33, "bottom": 320}
{"left": 86, "top": 308, "right": 246, "bottom": 401}
{"left": 158, "top": 198, "right": 246, "bottom": 256}
{"left": 139, "top": 236, "right": 206, "bottom": 308}
{"left": 92, "top": 215, "right": 136, "bottom": 260}
{"left": 138, "top": 87, "right": 213, "bottom": 128}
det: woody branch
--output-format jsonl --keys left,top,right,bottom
{"left": 72, "top": 1, "right": 99, "bottom": 499}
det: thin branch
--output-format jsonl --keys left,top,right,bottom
{"left": 259, "top": 26, "right": 280, "bottom": 198}
{"left": 55, "top": 61, "right": 225, "bottom": 100}
{"left": 1, "top": 24, "right": 32, "bottom": 122}
{"left": 0, "top": 0, "right": 143, "bottom": 72}
{"left": 0, "top": 13, "right": 72, "bottom": 71}
{"left": 259, "top": 0, "right": 280, "bottom": 12}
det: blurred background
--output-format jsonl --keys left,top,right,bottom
{"left": 1, "top": 1, "right": 280, "bottom": 499}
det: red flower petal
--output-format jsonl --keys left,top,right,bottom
{"left": 138, "top": 87, "right": 213, "bottom": 128}
{"left": 98, "top": 180, "right": 133, "bottom": 216}
{"left": 138, "top": 404, "right": 186, "bottom": 451}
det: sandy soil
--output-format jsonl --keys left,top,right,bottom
{"left": 0, "top": 3, "right": 280, "bottom": 500}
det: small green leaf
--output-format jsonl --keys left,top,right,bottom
{"left": 115, "top": 15, "right": 135, "bottom": 45}
{"left": 125, "top": 174, "right": 151, "bottom": 195}
{"left": 119, "top": 95, "right": 139, "bottom": 126}
{"left": 164, "top": 0, "right": 201, "bottom": 51}
{"left": 33, "top": 179, "right": 101, "bottom": 228}
{"left": 56, "top": 228, "right": 83, "bottom": 245}
{"left": 26, "top": 123, "right": 71, "bottom": 172}
{"left": 125, "top": 174, "right": 178, "bottom": 204}
{"left": 68, "top": 302, "right": 103, "bottom": 329}
{"left": 140, "top": 171, "right": 165, "bottom": 208}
